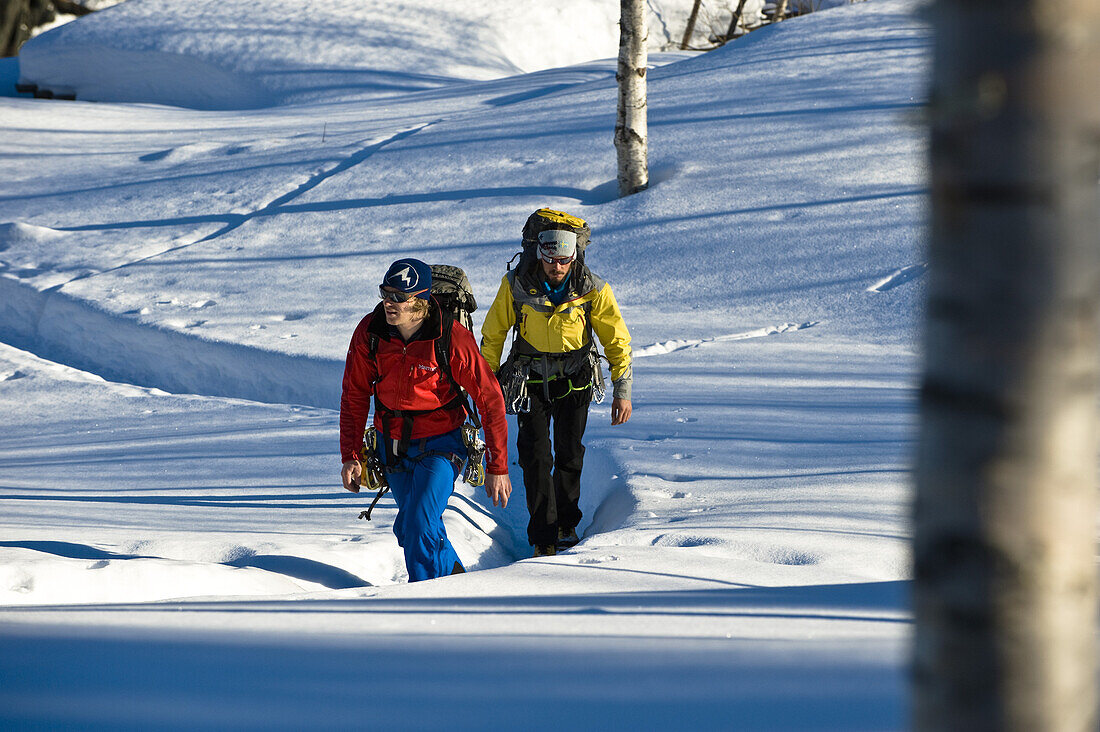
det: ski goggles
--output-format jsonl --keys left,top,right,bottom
{"left": 379, "top": 286, "right": 428, "bottom": 303}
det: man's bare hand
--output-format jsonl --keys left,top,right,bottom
{"left": 485, "top": 472, "right": 512, "bottom": 508}
{"left": 611, "top": 398, "right": 632, "bottom": 426}
{"left": 341, "top": 460, "right": 362, "bottom": 492}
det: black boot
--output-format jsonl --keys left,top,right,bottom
{"left": 556, "top": 527, "right": 579, "bottom": 550}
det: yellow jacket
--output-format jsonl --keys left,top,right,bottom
{"left": 481, "top": 269, "right": 633, "bottom": 399}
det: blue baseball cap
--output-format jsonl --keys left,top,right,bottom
{"left": 382, "top": 258, "right": 432, "bottom": 299}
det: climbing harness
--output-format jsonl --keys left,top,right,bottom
{"left": 461, "top": 424, "right": 487, "bottom": 487}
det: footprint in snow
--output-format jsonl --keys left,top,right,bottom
{"left": 270, "top": 312, "right": 308, "bottom": 322}
{"left": 139, "top": 142, "right": 224, "bottom": 163}
{"left": 767, "top": 549, "right": 820, "bottom": 566}
{"left": 139, "top": 149, "right": 174, "bottom": 163}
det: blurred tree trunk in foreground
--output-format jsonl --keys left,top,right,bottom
{"left": 615, "top": 0, "right": 648, "bottom": 197}
{"left": 914, "top": 0, "right": 1100, "bottom": 728}
{"left": 2, "top": 0, "right": 53, "bottom": 57}
{"left": 1, "top": 0, "right": 93, "bottom": 58}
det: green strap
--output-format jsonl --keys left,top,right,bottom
{"left": 526, "top": 373, "right": 592, "bottom": 400}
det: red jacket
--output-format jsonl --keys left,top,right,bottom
{"left": 339, "top": 301, "right": 509, "bottom": 475}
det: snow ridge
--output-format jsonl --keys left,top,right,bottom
{"left": 867, "top": 263, "right": 927, "bottom": 293}
{"left": 0, "top": 274, "right": 343, "bottom": 407}
{"left": 635, "top": 322, "right": 818, "bottom": 357}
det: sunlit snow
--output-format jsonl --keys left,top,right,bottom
{"left": 1, "top": 0, "right": 928, "bottom": 728}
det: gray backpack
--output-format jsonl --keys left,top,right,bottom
{"left": 430, "top": 264, "right": 477, "bottom": 332}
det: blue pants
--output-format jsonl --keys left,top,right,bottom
{"left": 383, "top": 429, "right": 467, "bottom": 582}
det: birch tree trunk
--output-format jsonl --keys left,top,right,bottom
{"left": 914, "top": 0, "right": 1100, "bottom": 728}
{"left": 772, "top": 0, "right": 789, "bottom": 23}
{"left": 615, "top": 0, "right": 648, "bottom": 197}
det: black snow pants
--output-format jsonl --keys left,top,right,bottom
{"left": 517, "top": 379, "right": 591, "bottom": 547}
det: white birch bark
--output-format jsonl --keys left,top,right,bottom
{"left": 914, "top": 0, "right": 1100, "bottom": 729}
{"left": 615, "top": 0, "right": 648, "bottom": 197}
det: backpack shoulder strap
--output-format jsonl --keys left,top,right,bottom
{"left": 434, "top": 312, "right": 482, "bottom": 430}
{"left": 367, "top": 333, "right": 381, "bottom": 385}
{"left": 434, "top": 312, "right": 457, "bottom": 391}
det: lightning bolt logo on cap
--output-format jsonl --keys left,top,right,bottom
{"left": 393, "top": 265, "right": 416, "bottom": 288}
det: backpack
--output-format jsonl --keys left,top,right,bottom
{"left": 510, "top": 208, "right": 592, "bottom": 280}
{"left": 521, "top": 208, "right": 591, "bottom": 251}
{"left": 427, "top": 264, "right": 480, "bottom": 425}
{"left": 430, "top": 264, "right": 477, "bottom": 332}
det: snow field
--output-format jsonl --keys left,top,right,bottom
{"left": 0, "top": 0, "right": 933, "bottom": 727}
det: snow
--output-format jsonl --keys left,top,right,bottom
{"left": 15, "top": 0, "right": 766, "bottom": 109}
{"left": 2, "top": 0, "right": 929, "bottom": 728}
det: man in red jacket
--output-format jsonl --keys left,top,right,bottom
{"left": 340, "top": 258, "right": 511, "bottom": 581}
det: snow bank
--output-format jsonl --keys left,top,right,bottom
{"left": 16, "top": 0, "right": 764, "bottom": 109}
{"left": 0, "top": 548, "right": 330, "bottom": 605}
{"left": 0, "top": 274, "right": 344, "bottom": 408}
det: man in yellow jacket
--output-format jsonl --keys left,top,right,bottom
{"left": 481, "top": 209, "right": 632, "bottom": 557}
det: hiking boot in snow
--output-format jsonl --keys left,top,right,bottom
{"left": 534, "top": 544, "right": 557, "bottom": 557}
{"left": 556, "top": 527, "right": 579, "bottom": 550}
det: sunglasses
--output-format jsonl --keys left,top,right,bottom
{"left": 379, "top": 286, "right": 428, "bottom": 303}
{"left": 540, "top": 254, "right": 575, "bottom": 266}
